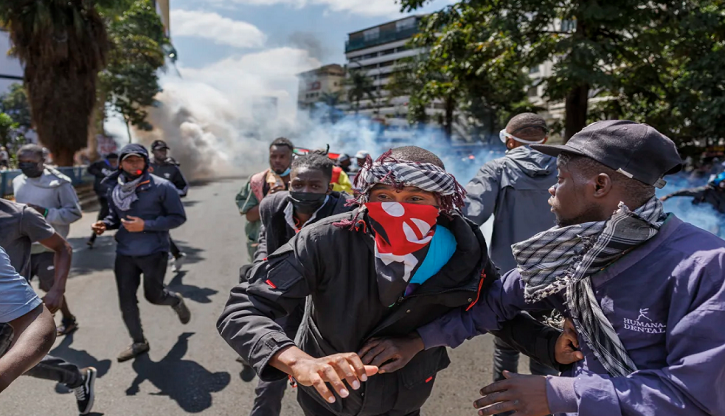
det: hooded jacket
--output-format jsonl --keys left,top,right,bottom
{"left": 13, "top": 167, "right": 81, "bottom": 243}
{"left": 101, "top": 144, "right": 186, "bottom": 257}
{"left": 464, "top": 146, "right": 557, "bottom": 272}
{"left": 87, "top": 158, "right": 116, "bottom": 196}
{"left": 254, "top": 190, "right": 353, "bottom": 263}
{"left": 218, "top": 209, "right": 499, "bottom": 415}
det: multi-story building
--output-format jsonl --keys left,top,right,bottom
{"left": 343, "top": 16, "right": 452, "bottom": 129}
{"left": 297, "top": 64, "right": 346, "bottom": 111}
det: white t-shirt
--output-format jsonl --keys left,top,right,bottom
{"left": 0, "top": 246, "right": 41, "bottom": 323}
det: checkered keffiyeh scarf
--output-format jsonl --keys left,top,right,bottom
{"left": 512, "top": 196, "right": 666, "bottom": 377}
{"left": 112, "top": 174, "right": 145, "bottom": 211}
{"left": 352, "top": 150, "right": 466, "bottom": 213}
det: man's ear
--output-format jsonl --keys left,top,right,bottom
{"left": 592, "top": 173, "right": 613, "bottom": 198}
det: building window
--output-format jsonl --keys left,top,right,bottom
{"left": 529, "top": 66, "right": 540, "bottom": 74}
{"left": 362, "top": 52, "right": 378, "bottom": 60}
{"left": 364, "top": 27, "right": 380, "bottom": 41}
{"left": 379, "top": 60, "right": 395, "bottom": 67}
{"left": 381, "top": 48, "right": 396, "bottom": 56}
{"left": 527, "top": 86, "right": 538, "bottom": 97}
{"left": 395, "top": 46, "right": 409, "bottom": 53}
{"left": 560, "top": 20, "right": 576, "bottom": 32}
{"left": 396, "top": 17, "right": 416, "bottom": 32}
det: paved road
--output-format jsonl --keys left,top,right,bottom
{"left": 0, "top": 179, "right": 530, "bottom": 416}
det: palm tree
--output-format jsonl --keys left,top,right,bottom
{"left": 0, "top": 0, "right": 110, "bottom": 166}
{"left": 345, "top": 68, "right": 376, "bottom": 116}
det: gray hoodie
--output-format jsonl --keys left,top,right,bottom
{"left": 464, "top": 146, "right": 557, "bottom": 273}
{"left": 13, "top": 168, "right": 82, "bottom": 252}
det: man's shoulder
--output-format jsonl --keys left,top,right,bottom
{"left": 148, "top": 174, "right": 175, "bottom": 189}
{"left": 0, "top": 199, "right": 24, "bottom": 226}
{"left": 260, "top": 191, "right": 288, "bottom": 211}
{"left": 659, "top": 217, "right": 725, "bottom": 274}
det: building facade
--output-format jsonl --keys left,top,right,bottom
{"left": 297, "top": 64, "right": 346, "bottom": 111}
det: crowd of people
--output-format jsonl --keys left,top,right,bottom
{"left": 0, "top": 116, "right": 724, "bottom": 416}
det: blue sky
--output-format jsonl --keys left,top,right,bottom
{"left": 169, "top": 0, "right": 454, "bottom": 69}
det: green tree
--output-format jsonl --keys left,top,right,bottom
{"left": 99, "top": 0, "right": 168, "bottom": 138}
{"left": 345, "top": 68, "right": 377, "bottom": 115}
{"left": 0, "top": 83, "right": 32, "bottom": 128}
{"left": 0, "top": 0, "right": 110, "bottom": 165}
{"left": 401, "top": 0, "right": 692, "bottom": 141}
{"left": 389, "top": 6, "right": 536, "bottom": 141}
{"left": 0, "top": 113, "right": 15, "bottom": 149}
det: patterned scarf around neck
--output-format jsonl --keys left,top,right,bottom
{"left": 112, "top": 174, "right": 145, "bottom": 212}
{"left": 512, "top": 196, "right": 666, "bottom": 377}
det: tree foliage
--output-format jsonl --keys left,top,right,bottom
{"left": 345, "top": 68, "right": 377, "bottom": 115}
{"left": 0, "top": 83, "right": 32, "bottom": 128}
{"left": 0, "top": 0, "right": 110, "bottom": 165}
{"left": 400, "top": 0, "right": 724, "bottom": 145}
{"left": 99, "top": 0, "right": 168, "bottom": 132}
{"left": 388, "top": 5, "right": 539, "bottom": 141}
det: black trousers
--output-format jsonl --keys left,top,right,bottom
{"left": 114, "top": 252, "right": 179, "bottom": 343}
{"left": 169, "top": 238, "right": 181, "bottom": 258}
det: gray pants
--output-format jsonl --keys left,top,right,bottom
{"left": 251, "top": 378, "right": 287, "bottom": 416}
{"left": 492, "top": 336, "right": 558, "bottom": 381}
{"left": 24, "top": 354, "right": 83, "bottom": 388}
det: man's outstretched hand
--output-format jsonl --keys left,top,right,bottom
{"left": 358, "top": 333, "right": 424, "bottom": 374}
{"left": 272, "top": 347, "right": 378, "bottom": 404}
{"left": 556, "top": 318, "right": 584, "bottom": 365}
{"left": 474, "top": 371, "right": 550, "bottom": 416}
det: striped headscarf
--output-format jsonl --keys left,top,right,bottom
{"left": 351, "top": 150, "right": 466, "bottom": 213}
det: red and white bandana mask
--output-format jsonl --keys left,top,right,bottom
{"left": 365, "top": 201, "right": 439, "bottom": 306}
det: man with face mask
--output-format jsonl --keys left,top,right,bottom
{"left": 91, "top": 143, "right": 190, "bottom": 362}
{"left": 86, "top": 152, "right": 119, "bottom": 248}
{"left": 464, "top": 113, "right": 558, "bottom": 399}
{"left": 149, "top": 140, "right": 190, "bottom": 271}
{"left": 236, "top": 138, "right": 295, "bottom": 262}
{"left": 367, "top": 121, "right": 725, "bottom": 416}
{"left": 240, "top": 151, "right": 354, "bottom": 416}
{"left": 13, "top": 144, "right": 82, "bottom": 336}
{"left": 219, "top": 147, "right": 563, "bottom": 416}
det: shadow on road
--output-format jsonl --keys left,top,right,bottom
{"left": 125, "top": 332, "right": 230, "bottom": 413}
{"left": 68, "top": 235, "right": 117, "bottom": 276}
{"left": 51, "top": 333, "right": 112, "bottom": 394}
{"left": 168, "top": 271, "right": 218, "bottom": 304}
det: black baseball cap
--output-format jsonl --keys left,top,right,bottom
{"left": 532, "top": 120, "right": 683, "bottom": 188}
{"left": 151, "top": 140, "right": 169, "bottom": 150}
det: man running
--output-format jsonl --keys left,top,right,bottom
{"left": 86, "top": 152, "right": 119, "bottom": 248}
{"left": 464, "top": 113, "right": 558, "bottom": 390}
{"left": 242, "top": 151, "right": 354, "bottom": 416}
{"left": 13, "top": 144, "right": 82, "bottom": 336}
{"left": 149, "top": 140, "right": 190, "bottom": 272}
{"left": 0, "top": 198, "right": 97, "bottom": 413}
{"left": 92, "top": 143, "right": 191, "bottom": 362}
{"left": 0, "top": 247, "right": 56, "bottom": 392}
{"left": 364, "top": 121, "right": 725, "bottom": 416}
{"left": 236, "top": 138, "right": 294, "bottom": 261}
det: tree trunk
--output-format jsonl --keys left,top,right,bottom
{"left": 564, "top": 84, "right": 590, "bottom": 142}
{"left": 54, "top": 147, "right": 75, "bottom": 167}
{"left": 444, "top": 97, "right": 455, "bottom": 140}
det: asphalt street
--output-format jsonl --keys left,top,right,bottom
{"left": 0, "top": 178, "right": 530, "bottom": 416}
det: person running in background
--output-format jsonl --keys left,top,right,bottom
{"left": 0, "top": 198, "right": 97, "bottom": 413}
{"left": 464, "top": 113, "right": 558, "bottom": 390}
{"left": 13, "top": 144, "right": 82, "bottom": 336}
{"left": 149, "top": 140, "right": 190, "bottom": 272}
{"left": 91, "top": 144, "right": 190, "bottom": 362}
{"left": 236, "top": 138, "right": 294, "bottom": 262}
{"left": 0, "top": 247, "right": 56, "bottom": 393}
{"left": 242, "top": 151, "right": 355, "bottom": 416}
{"left": 661, "top": 171, "right": 725, "bottom": 213}
{"left": 86, "top": 152, "right": 119, "bottom": 248}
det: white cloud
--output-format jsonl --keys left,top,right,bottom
{"left": 197, "top": 0, "right": 402, "bottom": 17}
{"left": 171, "top": 9, "right": 267, "bottom": 48}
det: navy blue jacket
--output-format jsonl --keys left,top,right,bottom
{"left": 101, "top": 144, "right": 186, "bottom": 257}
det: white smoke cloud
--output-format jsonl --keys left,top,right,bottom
{"left": 171, "top": 10, "right": 267, "bottom": 48}
{"left": 195, "top": 0, "right": 402, "bottom": 17}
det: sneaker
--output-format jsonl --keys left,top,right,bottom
{"left": 71, "top": 367, "right": 97, "bottom": 415}
{"left": 172, "top": 294, "right": 191, "bottom": 324}
{"left": 173, "top": 253, "right": 187, "bottom": 272}
{"left": 117, "top": 340, "right": 150, "bottom": 362}
{"left": 57, "top": 317, "right": 79, "bottom": 336}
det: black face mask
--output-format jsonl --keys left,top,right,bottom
{"left": 288, "top": 191, "right": 327, "bottom": 215}
{"left": 19, "top": 162, "right": 44, "bottom": 178}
